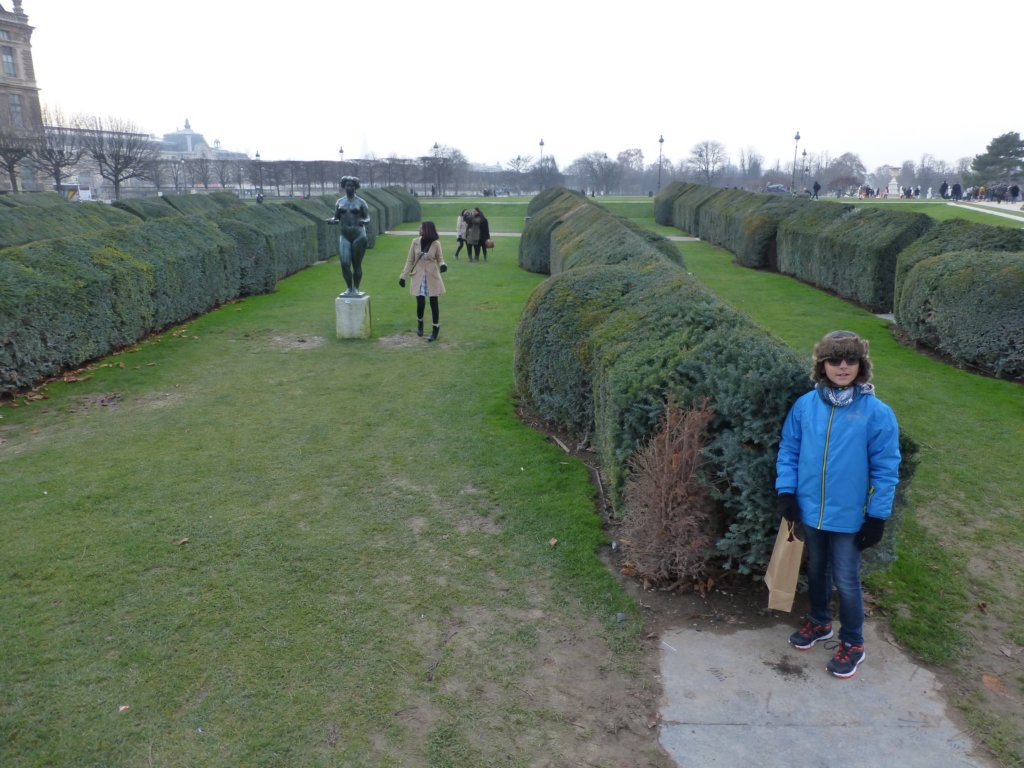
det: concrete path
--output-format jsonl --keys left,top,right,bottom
{"left": 658, "top": 620, "right": 996, "bottom": 767}
{"left": 948, "top": 200, "right": 1024, "bottom": 223}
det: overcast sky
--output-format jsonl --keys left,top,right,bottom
{"left": 22, "top": 0, "right": 1021, "bottom": 175}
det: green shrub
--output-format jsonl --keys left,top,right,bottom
{"left": 698, "top": 191, "right": 807, "bottom": 269}
{"left": 897, "top": 249, "right": 1024, "bottom": 379}
{"left": 653, "top": 182, "right": 696, "bottom": 226}
{"left": 778, "top": 204, "right": 933, "bottom": 311}
{"left": 111, "top": 196, "right": 184, "bottom": 220}
{"left": 670, "top": 185, "right": 726, "bottom": 238}
{"left": 0, "top": 218, "right": 236, "bottom": 393}
{"left": 893, "top": 219, "right": 1024, "bottom": 311}
{"left": 0, "top": 193, "right": 138, "bottom": 249}
{"left": 518, "top": 188, "right": 588, "bottom": 274}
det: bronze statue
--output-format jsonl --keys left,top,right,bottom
{"left": 327, "top": 176, "right": 371, "bottom": 296}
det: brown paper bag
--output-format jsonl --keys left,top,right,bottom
{"left": 764, "top": 519, "right": 804, "bottom": 612}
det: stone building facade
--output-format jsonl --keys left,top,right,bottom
{"left": 0, "top": 0, "right": 42, "bottom": 134}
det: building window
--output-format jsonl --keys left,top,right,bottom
{"left": 0, "top": 30, "right": 10, "bottom": 40}
{"left": 10, "top": 94, "right": 24, "bottom": 128}
{"left": 2, "top": 46, "right": 16, "bottom": 77}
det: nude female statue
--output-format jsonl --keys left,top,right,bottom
{"left": 327, "top": 176, "right": 371, "bottom": 296}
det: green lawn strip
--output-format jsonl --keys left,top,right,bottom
{"left": 0, "top": 234, "right": 644, "bottom": 766}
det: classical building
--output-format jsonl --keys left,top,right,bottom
{"left": 0, "top": 0, "right": 42, "bottom": 134}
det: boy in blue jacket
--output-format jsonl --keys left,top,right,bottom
{"left": 776, "top": 330, "right": 901, "bottom": 678}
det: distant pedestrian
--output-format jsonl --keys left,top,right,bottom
{"left": 1010, "top": 183, "right": 1020, "bottom": 203}
{"left": 465, "top": 207, "right": 491, "bottom": 262}
{"left": 776, "top": 330, "right": 902, "bottom": 679}
{"left": 939, "top": 180, "right": 949, "bottom": 199}
{"left": 951, "top": 182, "right": 962, "bottom": 201}
{"left": 454, "top": 209, "right": 468, "bottom": 259}
{"left": 811, "top": 180, "right": 821, "bottom": 199}
{"left": 398, "top": 221, "right": 447, "bottom": 342}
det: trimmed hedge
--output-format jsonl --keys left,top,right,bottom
{"left": 893, "top": 218, "right": 1024, "bottom": 310}
{"left": 697, "top": 191, "right": 807, "bottom": 269}
{"left": 777, "top": 203, "right": 934, "bottom": 312}
{"left": 518, "top": 188, "right": 588, "bottom": 274}
{"left": 653, "top": 182, "right": 696, "bottom": 227}
{"left": 0, "top": 218, "right": 237, "bottom": 392}
{"left": 513, "top": 188, "right": 903, "bottom": 575}
{"left": 897, "top": 249, "right": 1024, "bottom": 379}
{"left": 0, "top": 193, "right": 138, "bottom": 249}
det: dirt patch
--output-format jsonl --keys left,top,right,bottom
{"left": 269, "top": 334, "right": 326, "bottom": 350}
{"left": 70, "top": 392, "right": 124, "bottom": 412}
{"left": 378, "top": 334, "right": 451, "bottom": 349}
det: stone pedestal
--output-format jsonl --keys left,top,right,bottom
{"left": 335, "top": 293, "right": 371, "bottom": 339}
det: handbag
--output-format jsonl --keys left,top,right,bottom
{"left": 764, "top": 519, "right": 804, "bottom": 612}
{"left": 484, "top": 239, "right": 495, "bottom": 249}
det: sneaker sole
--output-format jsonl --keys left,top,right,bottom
{"left": 828, "top": 650, "right": 866, "bottom": 678}
{"left": 790, "top": 629, "right": 834, "bottom": 650}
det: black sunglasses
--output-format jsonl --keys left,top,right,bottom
{"left": 823, "top": 355, "right": 861, "bottom": 366}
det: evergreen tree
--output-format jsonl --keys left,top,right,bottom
{"left": 970, "top": 132, "right": 1024, "bottom": 180}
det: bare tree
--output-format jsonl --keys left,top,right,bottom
{"left": 688, "top": 140, "right": 729, "bottom": 186}
{"left": 190, "top": 156, "right": 213, "bottom": 190}
{"left": 0, "top": 125, "right": 36, "bottom": 192}
{"left": 77, "top": 115, "right": 160, "bottom": 199}
{"left": 214, "top": 158, "right": 234, "bottom": 190}
{"left": 30, "top": 106, "right": 82, "bottom": 194}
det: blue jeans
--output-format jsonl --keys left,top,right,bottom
{"left": 803, "top": 526, "right": 864, "bottom": 646}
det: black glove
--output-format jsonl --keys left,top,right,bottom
{"left": 855, "top": 516, "right": 885, "bottom": 550}
{"left": 440, "top": 264, "right": 448, "bottom": 273}
{"left": 398, "top": 278, "right": 405, "bottom": 288}
{"left": 777, "top": 493, "right": 799, "bottom": 523}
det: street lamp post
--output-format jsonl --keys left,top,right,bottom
{"left": 791, "top": 131, "right": 800, "bottom": 192}
{"left": 801, "top": 148, "right": 808, "bottom": 192}
{"left": 657, "top": 134, "right": 664, "bottom": 192}
{"left": 432, "top": 142, "right": 441, "bottom": 197}
{"left": 338, "top": 146, "right": 344, "bottom": 190}
{"left": 180, "top": 158, "right": 186, "bottom": 194}
{"left": 255, "top": 151, "right": 263, "bottom": 196}
{"left": 538, "top": 139, "right": 545, "bottom": 189}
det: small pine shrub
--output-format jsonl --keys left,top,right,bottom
{"left": 620, "top": 399, "right": 717, "bottom": 587}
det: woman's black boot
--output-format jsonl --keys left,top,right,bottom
{"left": 428, "top": 324, "right": 439, "bottom": 342}
{"left": 417, "top": 319, "right": 424, "bottom": 337}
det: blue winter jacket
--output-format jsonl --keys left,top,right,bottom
{"left": 775, "top": 387, "right": 901, "bottom": 533}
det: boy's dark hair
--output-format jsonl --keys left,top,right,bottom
{"left": 811, "top": 330, "right": 872, "bottom": 384}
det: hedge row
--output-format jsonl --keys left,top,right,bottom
{"left": 512, "top": 188, "right": 911, "bottom": 575}
{"left": 0, "top": 192, "right": 139, "bottom": 248}
{"left": 1, "top": 187, "right": 419, "bottom": 395}
{"left": 656, "top": 181, "right": 1023, "bottom": 379}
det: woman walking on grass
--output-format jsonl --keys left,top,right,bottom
{"left": 399, "top": 221, "right": 447, "bottom": 342}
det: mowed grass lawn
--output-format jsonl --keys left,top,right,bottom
{"left": 0, "top": 205, "right": 665, "bottom": 768}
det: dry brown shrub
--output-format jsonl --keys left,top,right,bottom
{"left": 620, "top": 398, "right": 716, "bottom": 588}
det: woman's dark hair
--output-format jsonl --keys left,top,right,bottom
{"left": 811, "top": 330, "right": 872, "bottom": 384}
{"left": 341, "top": 175, "right": 361, "bottom": 190}
{"left": 420, "top": 221, "right": 439, "bottom": 249}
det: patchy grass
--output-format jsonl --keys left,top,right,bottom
{"left": 0, "top": 232, "right": 670, "bottom": 768}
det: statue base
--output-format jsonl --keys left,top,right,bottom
{"left": 335, "top": 293, "right": 371, "bottom": 339}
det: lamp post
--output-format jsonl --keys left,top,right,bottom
{"left": 538, "top": 139, "right": 545, "bottom": 189}
{"left": 432, "top": 142, "right": 441, "bottom": 197}
{"left": 255, "top": 151, "right": 262, "bottom": 195}
{"left": 180, "top": 158, "right": 186, "bottom": 194}
{"left": 801, "top": 148, "right": 808, "bottom": 192}
{"left": 791, "top": 131, "right": 800, "bottom": 192}
{"left": 657, "top": 134, "right": 665, "bottom": 192}
{"left": 338, "top": 146, "right": 344, "bottom": 190}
